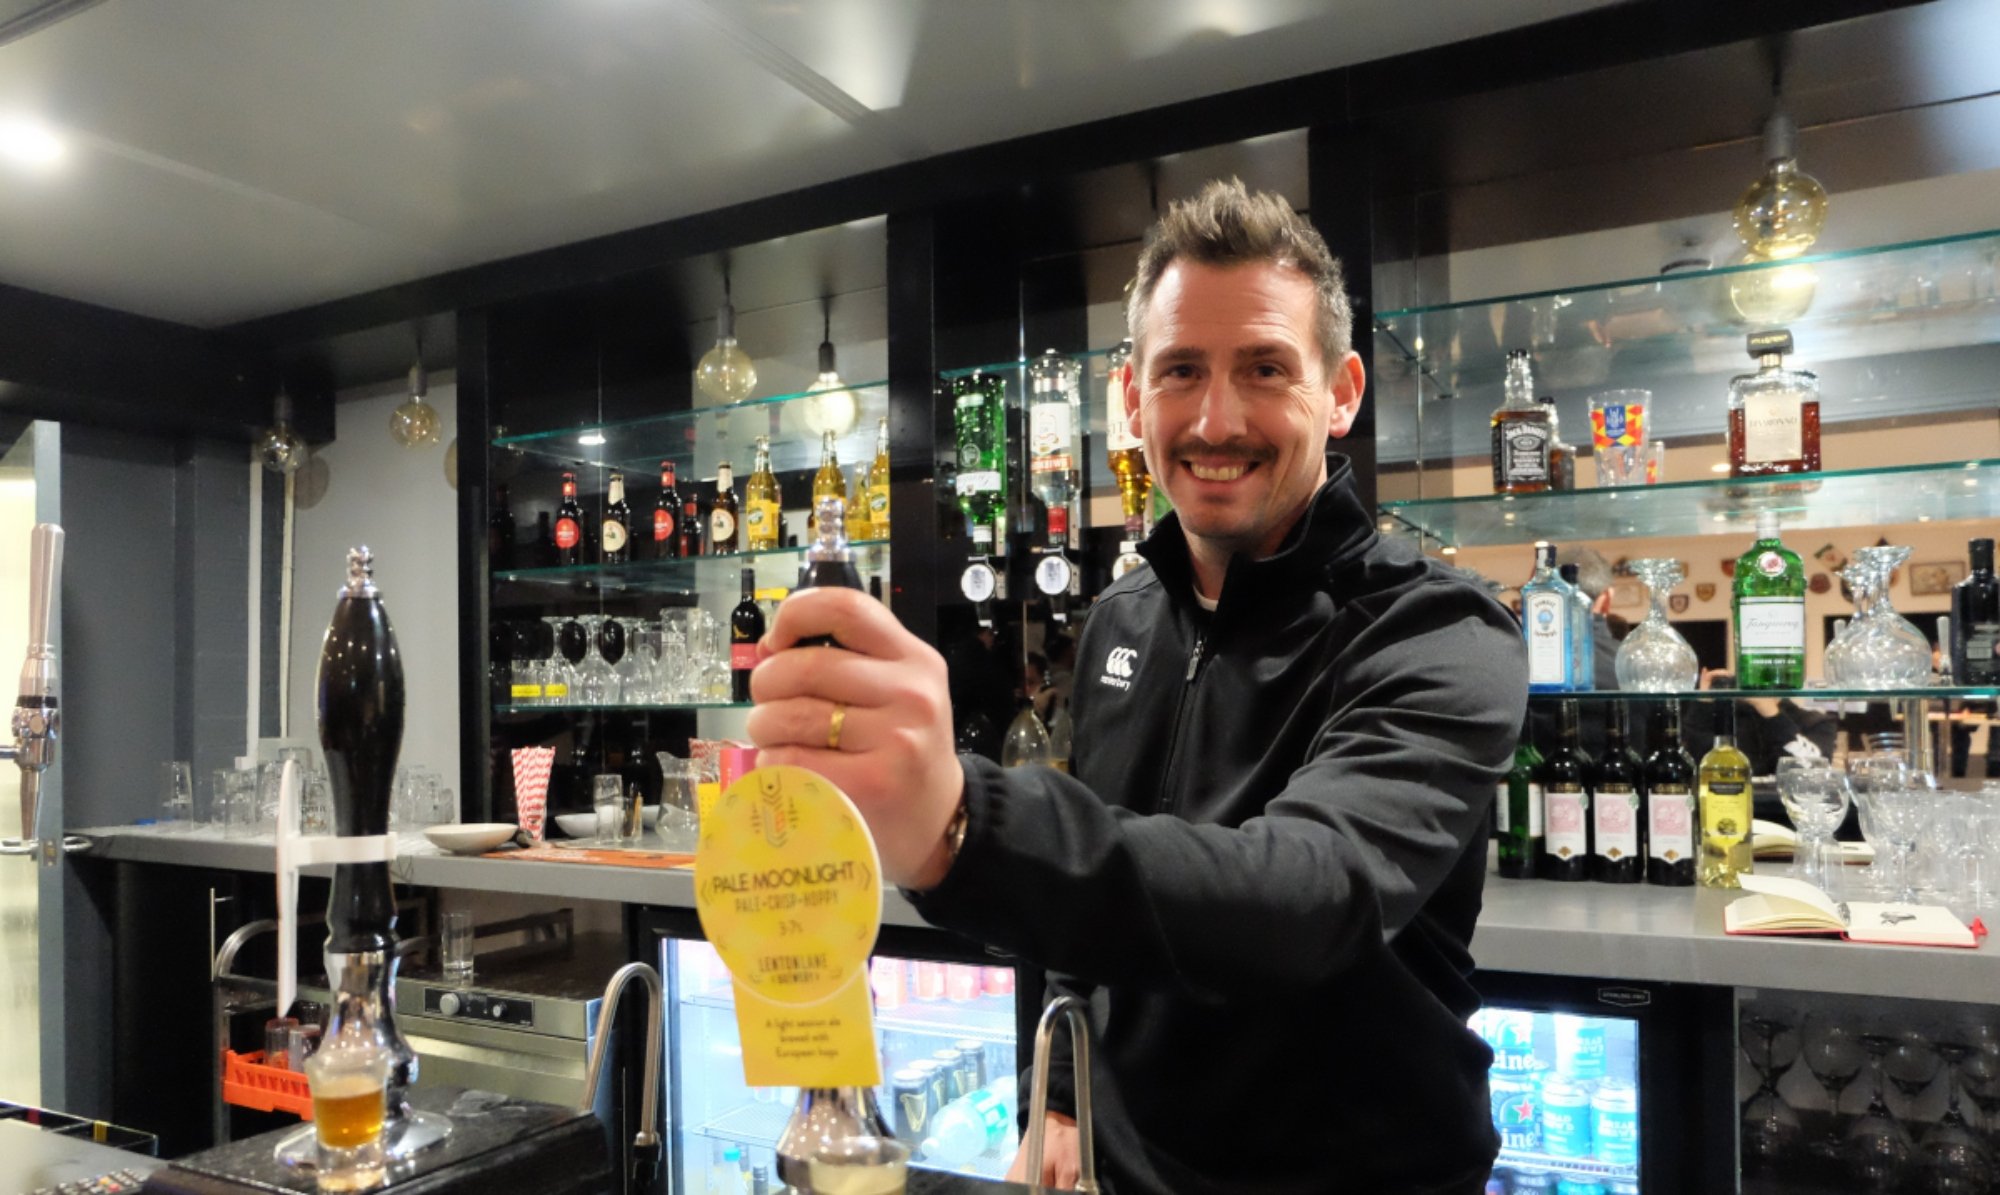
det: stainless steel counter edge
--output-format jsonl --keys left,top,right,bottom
{"left": 77, "top": 826, "right": 2000, "bottom": 1003}
{"left": 72, "top": 826, "right": 937, "bottom": 929}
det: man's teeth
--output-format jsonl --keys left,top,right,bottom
{"left": 1188, "top": 462, "right": 1248, "bottom": 482}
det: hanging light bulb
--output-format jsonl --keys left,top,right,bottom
{"left": 390, "top": 356, "right": 442, "bottom": 446}
{"left": 1732, "top": 106, "right": 1828, "bottom": 260}
{"left": 694, "top": 272, "right": 757, "bottom": 404}
{"left": 257, "top": 388, "right": 307, "bottom": 475}
{"left": 802, "top": 300, "right": 858, "bottom": 437}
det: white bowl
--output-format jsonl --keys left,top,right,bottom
{"left": 423, "top": 823, "right": 517, "bottom": 855}
{"left": 642, "top": 805, "right": 660, "bottom": 829}
{"left": 554, "top": 812, "right": 599, "bottom": 839}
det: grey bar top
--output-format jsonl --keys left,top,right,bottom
{"left": 78, "top": 825, "right": 2000, "bottom": 1001}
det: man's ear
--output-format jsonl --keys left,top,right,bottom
{"left": 1328, "top": 351, "right": 1366, "bottom": 439}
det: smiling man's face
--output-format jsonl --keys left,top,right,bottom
{"left": 1125, "top": 258, "right": 1364, "bottom": 589}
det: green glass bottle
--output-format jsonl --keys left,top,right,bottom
{"left": 952, "top": 372, "right": 1008, "bottom": 553}
{"left": 1732, "top": 510, "right": 1805, "bottom": 689}
{"left": 1496, "top": 734, "right": 1544, "bottom": 879}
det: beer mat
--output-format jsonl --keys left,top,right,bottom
{"left": 483, "top": 842, "right": 695, "bottom": 869}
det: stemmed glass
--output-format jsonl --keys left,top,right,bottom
{"left": 1777, "top": 760, "right": 1852, "bottom": 895}
{"left": 1848, "top": 1031, "right": 1916, "bottom": 1190}
{"left": 1804, "top": 1014, "right": 1866, "bottom": 1163}
{"left": 540, "top": 615, "right": 578, "bottom": 706}
{"left": 1848, "top": 754, "right": 1912, "bottom": 897}
{"left": 1885, "top": 1034, "right": 1941, "bottom": 1118}
{"left": 1614, "top": 558, "right": 1700, "bottom": 691}
{"left": 572, "top": 614, "right": 619, "bottom": 705}
{"left": 1742, "top": 1008, "right": 1804, "bottom": 1169}
{"left": 1860, "top": 786, "right": 1932, "bottom": 905}
{"left": 1958, "top": 1025, "right": 2000, "bottom": 1136}
{"left": 602, "top": 615, "right": 648, "bottom": 706}
{"left": 1923, "top": 1039, "right": 1995, "bottom": 1193}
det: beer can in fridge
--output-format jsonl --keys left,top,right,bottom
{"left": 1590, "top": 1078, "right": 1639, "bottom": 1167}
{"left": 908, "top": 1060, "right": 946, "bottom": 1124}
{"left": 931, "top": 1047, "right": 971, "bottom": 1100}
{"left": 913, "top": 961, "right": 946, "bottom": 1002}
{"left": 1487, "top": 1008, "right": 1538, "bottom": 1072}
{"left": 870, "top": 956, "right": 906, "bottom": 1011}
{"left": 1553, "top": 1014, "right": 1606, "bottom": 1083}
{"left": 1490, "top": 1071, "right": 1541, "bottom": 1153}
{"left": 944, "top": 963, "right": 982, "bottom": 1002}
{"left": 1538, "top": 1073, "right": 1593, "bottom": 1159}
{"left": 954, "top": 1039, "right": 989, "bottom": 1092}
{"left": 890, "top": 1067, "right": 932, "bottom": 1142}
{"left": 1509, "top": 1169, "right": 1554, "bottom": 1194}
{"left": 981, "top": 966, "right": 1014, "bottom": 997}
{"left": 1555, "top": 1180, "right": 1605, "bottom": 1195}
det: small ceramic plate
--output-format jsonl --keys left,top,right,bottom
{"left": 422, "top": 823, "right": 518, "bottom": 855}
{"left": 553, "top": 813, "right": 599, "bottom": 838}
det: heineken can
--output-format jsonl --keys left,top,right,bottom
{"left": 1590, "top": 1078, "right": 1640, "bottom": 1167}
{"left": 1490, "top": 1071, "right": 1541, "bottom": 1152}
{"left": 1488, "top": 1008, "right": 1539, "bottom": 1072}
{"left": 1553, "top": 1014, "right": 1606, "bottom": 1083}
{"left": 1539, "top": 1072, "right": 1594, "bottom": 1159}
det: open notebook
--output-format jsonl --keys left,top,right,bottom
{"left": 1723, "top": 874, "right": 1980, "bottom": 948}
{"left": 1749, "top": 819, "right": 1875, "bottom": 863}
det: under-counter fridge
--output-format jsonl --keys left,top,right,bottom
{"left": 635, "top": 908, "right": 1022, "bottom": 1194}
{"left": 1471, "top": 972, "right": 1736, "bottom": 1195}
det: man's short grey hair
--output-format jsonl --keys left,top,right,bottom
{"left": 1126, "top": 178, "right": 1353, "bottom": 369}
{"left": 1556, "top": 546, "right": 1615, "bottom": 600}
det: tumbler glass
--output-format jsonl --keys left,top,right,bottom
{"left": 158, "top": 761, "right": 194, "bottom": 830}
{"left": 440, "top": 910, "right": 475, "bottom": 985}
{"left": 594, "top": 775, "right": 631, "bottom": 847}
{"left": 1589, "top": 389, "right": 1651, "bottom": 487}
{"left": 304, "top": 1039, "right": 390, "bottom": 1191}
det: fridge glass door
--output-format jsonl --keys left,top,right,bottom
{"left": 1472, "top": 1005, "right": 1643, "bottom": 1192}
{"left": 670, "top": 939, "right": 1019, "bottom": 1192}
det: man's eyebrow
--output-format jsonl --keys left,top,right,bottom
{"left": 1151, "top": 345, "right": 1205, "bottom": 366}
{"left": 1232, "top": 342, "right": 1299, "bottom": 362}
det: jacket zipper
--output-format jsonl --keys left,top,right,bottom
{"left": 1154, "top": 629, "right": 1207, "bottom": 815}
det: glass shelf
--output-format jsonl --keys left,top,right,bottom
{"left": 492, "top": 540, "right": 890, "bottom": 591}
{"left": 1526, "top": 686, "right": 1998, "bottom": 703}
{"left": 1379, "top": 458, "right": 2000, "bottom": 548}
{"left": 937, "top": 345, "right": 1120, "bottom": 381}
{"left": 492, "top": 379, "right": 889, "bottom": 476}
{"left": 494, "top": 701, "right": 749, "bottom": 715}
{"left": 1371, "top": 227, "right": 2000, "bottom": 469}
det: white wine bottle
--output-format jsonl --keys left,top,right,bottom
{"left": 1697, "top": 702, "right": 1753, "bottom": 888}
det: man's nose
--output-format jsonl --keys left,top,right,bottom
{"left": 1189, "top": 374, "right": 1249, "bottom": 443}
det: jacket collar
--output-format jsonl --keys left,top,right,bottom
{"left": 1137, "top": 452, "right": 1380, "bottom": 606}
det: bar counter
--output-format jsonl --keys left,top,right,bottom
{"left": 77, "top": 824, "right": 1998, "bottom": 1004}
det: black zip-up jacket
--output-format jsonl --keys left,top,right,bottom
{"left": 910, "top": 459, "right": 1528, "bottom": 1194}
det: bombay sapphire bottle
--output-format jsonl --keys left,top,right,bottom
{"left": 1561, "top": 563, "right": 1596, "bottom": 691}
{"left": 1522, "top": 544, "right": 1581, "bottom": 693}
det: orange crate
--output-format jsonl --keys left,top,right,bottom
{"left": 221, "top": 1049, "right": 313, "bottom": 1119}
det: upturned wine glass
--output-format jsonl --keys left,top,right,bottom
{"left": 1614, "top": 558, "right": 1700, "bottom": 691}
{"left": 1847, "top": 1032, "right": 1916, "bottom": 1190}
{"left": 1925, "top": 1040, "right": 1996, "bottom": 1194}
{"left": 572, "top": 614, "right": 619, "bottom": 705}
{"left": 1804, "top": 1014, "right": 1866, "bottom": 1162}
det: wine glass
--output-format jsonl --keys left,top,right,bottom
{"left": 572, "top": 614, "right": 619, "bottom": 705}
{"left": 1742, "top": 1006, "right": 1805, "bottom": 1171}
{"left": 1744, "top": 1007, "right": 1803, "bottom": 1081}
{"left": 1777, "top": 760, "right": 1851, "bottom": 895}
{"left": 1885, "top": 1033, "right": 1941, "bottom": 1119}
{"left": 1848, "top": 1031, "right": 1916, "bottom": 1190}
{"left": 1959, "top": 1024, "right": 2000, "bottom": 1136}
{"left": 1862, "top": 786, "right": 1933, "bottom": 905}
{"left": 541, "top": 615, "right": 578, "bottom": 706}
{"left": 1925, "top": 1040, "right": 1996, "bottom": 1194}
{"left": 1848, "top": 754, "right": 1912, "bottom": 897}
{"left": 1804, "top": 1013, "right": 1866, "bottom": 1162}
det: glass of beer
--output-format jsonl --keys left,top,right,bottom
{"left": 807, "top": 1136, "right": 909, "bottom": 1194}
{"left": 303, "top": 1038, "right": 390, "bottom": 1191}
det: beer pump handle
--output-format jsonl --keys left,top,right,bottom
{"left": 5, "top": 523, "right": 63, "bottom": 847}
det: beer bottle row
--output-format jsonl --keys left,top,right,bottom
{"left": 489, "top": 421, "right": 891, "bottom": 570}
{"left": 1496, "top": 699, "right": 1701, "bottom": 886}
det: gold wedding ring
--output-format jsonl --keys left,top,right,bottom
{"left": 826, "top": 703, "right": 848, "bottom": 751}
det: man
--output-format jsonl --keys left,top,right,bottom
{"left": 747, "top": 180, "right": 1526, "bottom": 1193}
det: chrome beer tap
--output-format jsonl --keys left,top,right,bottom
{"left": 1026, "top": 994, "right": 1101, "bottom": 1195}
{"left": 580, "top": 962, "right": 664, "bottom": 1185}
{"left": 1, "top": 524, "right": 63, "bottom": 858}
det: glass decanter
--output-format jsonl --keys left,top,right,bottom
{"left": 1614, "top": 558, "right": 1700, "bottom": 691}
{"left": 1823, "top": 562, "right": 1870, "bottom": 686}
{"left": 1842, "top": 546, "right": 1933, "bottom": 688}
{"left": 572, "top": 613, "right": 620, "bottom": 705}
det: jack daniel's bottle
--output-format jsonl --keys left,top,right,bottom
{"left": 1489, "top": 350, "right": 1552, "bottom": 494}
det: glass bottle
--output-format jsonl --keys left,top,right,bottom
{"left": 1105, "top": 339, "right": 1151, "bottom": 541}
{"left": 710, "top": 462, "right": 740, "bottom": 554}
{"left": 1733, "top": 511, "right": 1806, "bottom": 689}
{"left": 1540, "top": 396, "right": 1576, "bottom": 492}
{"left": 1496, "top": 732, "right": 1544, "bottom": 880}
{"left": 1522, "top": 543, "right": 1580, "bottom": 693}
{"left": 653, "top": 461, "right": 682, "bottom": 560}
{"left": 847, "top": 474, "right": 874, "bottom": 544}
{"left": 1953, "top": 537, "right": 2000, "bottom": 684}
{"left": 1643, "top": 700, "right": 1697, "bottom": 886}
{"left": 1028, "top": 349, "right": 1082, "bottom": 549}
{"left": 864, "top": 416, "right": 891, "bottom": 541}
{"left": 1560, "top": 563, "right": 1596, "bottom": 691}
{"left": 809, "top": 430, "right": 844, "bottom": 540}
{"left": 952, "top": 372, "right": 1007, "bottom": 553}
{"left": 1001, "top": 702, "right": 1053, "bottom": 768}
{"left": 1698, "top": 701, "right": 1754, "bottom": 888}
{"left": 729, "top": 568, "right": 763, "bottom": 703}
{"left": 744, "top": 436, "right": 781, "bottom": 551}
{"left": 679, "top": 482, "right": 705, "bottom": 558}
{"left": 1590, "top": 703, "right": 1644, "bottom": 884}
{"left": 1727, "top": 329, "right": 1820, "bottom": 477}
{"left": 600, "top": 470, "right": 631, "bottom": 564}
{"left": 1489, "top": 349, "right": 1552, "bottom": 494}
{"left": 1539, "top": 699, "right": 1593, "bottom": 881}
{"left": 1616, "top": 558, "right": 1700, "bottom": 691}
{"left": 1840, "top": 545, "right": 1932, "bottom": 688}
{"left": 555, "top": 471, "right": 584, "bottom": 567}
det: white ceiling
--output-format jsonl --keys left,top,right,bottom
{"left": 0, "top": 0, "right": 1619, "bottom": 329}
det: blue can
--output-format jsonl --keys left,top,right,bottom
{"left": 1510, "top": 1170, "right": 1554, "bottom": 1194}
{"left": 1491, "top": 1071, "right": 1541, "bottom": 1152}
{"left": 1591, "top": 1078, "right": 1640, "bottom": 1167}
{"left": 1488, "top": 1008, "right": 1539, "bottom": 1072}
{"left": 1539, "top": 1073, "right": 1594, "bottom": 1159}
{"left": 1555, "top": 1180, "right": 1605, "bottom": 1195}
{"left": 1553, "top": 1014, "right": 1606, "bottom": 1083}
